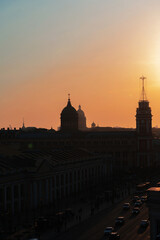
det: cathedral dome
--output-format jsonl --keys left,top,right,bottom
{"left": 61, "top": 99, "right": 77, "bottom": 118}
{"left": 60, "top": 96, "right": 78, "bottom": 131}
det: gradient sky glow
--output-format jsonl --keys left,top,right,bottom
{"left": 1, "top": 0, "right": 160, "bottom": 129}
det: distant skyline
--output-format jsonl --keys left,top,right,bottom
{"left": 1, "top": 0, "right": 160, "bottom": 129}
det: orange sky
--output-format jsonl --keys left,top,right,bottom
{"left": 1, "top": 1, "right": 160, "bottom": 129}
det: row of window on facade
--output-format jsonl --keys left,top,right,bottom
{"left": 18, "top": 139, "right": 136, "bottom": 148}
{"left": 0, "top": 163, "right": 110, "bottom": 213}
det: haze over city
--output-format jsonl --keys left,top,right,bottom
{"left": 1, "top": 0, "right": 160, "bottom": 129}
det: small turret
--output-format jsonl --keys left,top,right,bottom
{"left": 91, "top": 122, "right": 96, "bottom": 128}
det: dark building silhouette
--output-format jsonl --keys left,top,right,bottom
{"left": 77, "top": 105, "right": 86, "bottom": 130}
{"left": 147, "top": 187, "right": 160, "bottom": 240}
{"left": 136, "top": 76, "right": 153, "bottom": 167}
{"left": 91, "top": 122, "right": 96, "bottom": 128}
{"left": 60, "top": 95, "right": 78, "bottom": 131}
{"left": 0, "top": 148, "right": 112, "bottom": 230}
{"left": 0, "top": 76, "right": 159, "bottom": 235}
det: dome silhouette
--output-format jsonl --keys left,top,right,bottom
{"left": 61, "top": 99, "right": 77, "bottom": 117}
{"left": 60, "top": 96, "right": 78, "bottom": 131}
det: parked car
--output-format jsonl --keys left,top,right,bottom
{"left": 140, "top": 220, "right": 149, "bottom": 228}
{"left": 123, "top": 203, "right": 130, "bottom": 210}
{"left": 132, "top": 207, "right": 140, "bottom": 214}
{"left": 109, "top": 232, "right": 120, "bottom": 239}
{"left": 115, "top": 217, "right": 125, "bottom": 225}
{"left": 104, "top": 226, "right": 114, "bottom": 236}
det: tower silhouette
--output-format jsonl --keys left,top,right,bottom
{"left": 136, "top": 76, "right": 153, "bottom": 167}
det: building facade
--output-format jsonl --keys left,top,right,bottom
{"left": 0, "top": 149, "right": 112, "bottom": 230}
{"left": 147, "top": 187, "right": 160, "bottom": 240}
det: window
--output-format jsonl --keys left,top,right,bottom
{"left": 65, "top": 173, "right": 68, "bottom": 184}
{"left": 6, "top": 187, "right": 11, "bottom": 201}
{"left": 14, "top": 185, "right": 19, "bottom": 199}
{"left": 78, "top": 170, "right": 80, "bottom": 180}
{"left": 61, "top": 174, "right": 64, "bottom": 186}
{"left": 70, "top": 172, "right": 72, "bottom": 183}
{"left": 56, "top": 175, "right": 59, "bottom": 187}
{"left": 85, "top": 169, "right": 87, "bottom": 178}
{"left": 0, "top": 188, "right": 4, "bottom": 203}
{"left": 20, "top": 184, "right": 24, "bottom": 198}
{"left": 74, "top": 171, "right": 76, "bottom": 181}
{"left": 52, "top": 177, "right": 54, "bottom": 188}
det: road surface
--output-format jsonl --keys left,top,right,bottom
{"left": 43, "top": 195, "right": 150, "bottom": 240}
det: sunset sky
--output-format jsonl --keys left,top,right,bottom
{"left": 1, "top": 0, "right": 160, "bottom": 130}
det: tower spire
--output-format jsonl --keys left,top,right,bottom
{"left": 22, "top": 118, "right": 25, "bottom": 129}
{"left": 140, "top": 76, "right": 147, "bottom": 101}
{"left": 68, "top": 93, "right": 70, "bottom": 100}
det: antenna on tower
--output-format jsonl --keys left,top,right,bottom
{"left": 140, "top": 76, "right": 147, "bottom": 101}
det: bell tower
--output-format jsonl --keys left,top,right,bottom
{"left": 136, "top": 76, "right": 153, "bottom": 167}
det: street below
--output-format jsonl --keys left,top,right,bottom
{"left": 42, "top": 193, "right": 150, "bottom": 240}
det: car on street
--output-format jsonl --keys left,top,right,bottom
{"left": 115, "top": 216, "right": 125, "bottom": 225}
{"left": 134, "top": 200, "right": 142, "bottom": 207}
{"left": 140, "top": 220, "right": 149, "bottom": 228}
{"left": 109, "top": 232, "right": 120, "bottom": 239}
{"left": 156, "top": 182, "right": 160, "bottom": 187}
{"left": 132, "top": 196, "right": 140, "bottom": 202}
{"left": 132, "top": 207, "right": 140, "bottom": 214}
{"left": 123, "top": 203, "right": 130, "bottom": 210}
{"left": 27, "top": 237, "right": 39, "bottom": 240}
{"left": 104, "top": 226, "right": 114, "bottom": 236}
{"left": 141, "top": 195, "right": 147, "bottom": 202}
{"left": 28, "top": 238, "right": 40, "bottom": 240}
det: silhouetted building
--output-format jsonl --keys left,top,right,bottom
{"left": 136, "top": 76, "right": 153, "bottom": 167}
{"left": 147, "top": 187, "right": 160, "bottom": 240}
{"left": 91, "top": 122, "right": 96, "bottom": 128}
{"left": 0, "top": 149, "right": 112, "bottom": 230}
{"left": 0, "top": 76, "right": 159, "bottom": 235}
{"left": 0, "top": 78, "right": 156, "bottom": 170}
{"left": 77, "top": 105, "right": 86, "bottom": 130}
{"left": 60, "top": 95, "right": 78, "bottom": 131}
